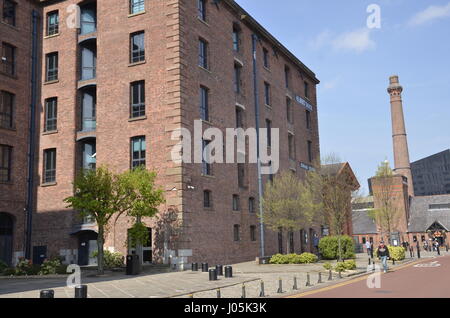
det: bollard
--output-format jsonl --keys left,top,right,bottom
{"left": 446, "top": 244, "right": 449, "bottom": 252}
{"left": 217, "top": 289, "right": 221, "bottom": 298}
{"left": 417, "top": 247, "right": 421, "bottom": 259}
{"left": 191, "top": 263, "right": 198, "bottom": 271}
{"left": 74, "top": 285, "right": 88, "bottom": 298}
{"left": 241, "top": 284, "right": 246, "bottom": 298}
{"left": 317, "top": 272, "right": 322, "bottom": 284}
{"left": 368, "top": 258, "right": 371, "bottom": 265}
{"left": 328, "top": 269, "right": 332, "bottom": 281}
{"left": 293, "top": 276, "right": 298, "bottom": 290}
{"left": 259, "top": 280, "right": 265, "bottom": 297}
{"left": 201, "top": 263, "right": 209, "bottom": 272}
{"left": 224, "top": 266, "right": 233, "bottom": 278}
{"left": 208, "top": 268, "right": 217, "bottom": 281}
{"left": 277, "top": 278, "right": 283, "bottom": 294}
{"left": 215, "top": 265, "right": 223, "bottom": 276}
{"left": 338, "top": 271, "right": 342, "bottom": 279}
{"left": 437, "top": 246, "right": 441, "bottom": 256}
{"left": 306, "top": 273, "right": 311, "bottom": 287}
{"left": 392, "top": 258, "right": 395, "bottom": 265}
{"left": 40, "top": 290, "right": 54, "bottom": 298}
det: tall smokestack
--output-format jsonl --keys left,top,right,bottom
{"left": 387, "top": 75, "right": 414, "bottom": 196}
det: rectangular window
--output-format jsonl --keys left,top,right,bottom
{"left": 202, "top": 139, "right": 212, "bottom": 176}
{"left": 0, "top": 91, "right": 14, "bottom": 129}
{"left": 2, "top": 0, "right": 16, "bottom": 26}
{"left": 46, "top": 52, "right": 58, "bottom": 82}
{"left": 288, "top": 134, "right": 295, "bottom": 160}
{"left": 81, "top": 45, "right": 96, "bottom": 80}
{"left": 286, "top": 98, "right": 293, "bottom": 124}
{"left": 2, "top": 42, "right": 15, "bottom": 76}
{"left": 131, "top": 136, "right": 146, "bottom": 168}
{"left": 130, "top": 0, "right": 145, "bottom": 14}
{"left": 234, "top": 63, "right": 242, "bottom": 94}
{"left": 266, "top": 119, "right": 272, "bottom": 147}
{"left": 285, "top": 66, "right": 290, "bottom": 88}
{"left": 304, "top": 81, "right": 309, "bottom": 99}
{"left": 43, "top": 148, "right": 56, "bottom": 184}
{"left": 264, "top": 82, "right": 271, "bottom": 106}
{"left": 47, "top": 11, "right": 59, "bottom": 36}
{"left": 306, "top": 110, "right": 311, "bottom": 129}
{"left": 232, "top": 25, "right": 240, "bottom": 52}
{"left": 233, "top": 224, "right": 240, "bottom": 241}
{"left": 130, "top": 31, "right": 145, "bottom": 63}
{"left": 0, "top": 145, "right": 12, "bottom": 182}
{"left": 200, "top": 86, "right": 209, "bottom": 121}
{"left": 44, "top": 98, "right": 57, "bottom": 132}
{"left": 80, "top": 4, "right": 96, "bottom": 35}
{"left": 130, "top": 81, "right": 145, "bottom": 118}
{"left": 232, "top": 194, "right": 240, "bottom": 211}
{"left": 249, "top": 197, "right": 255, "bottom": 213}
{"left": 198, "top": 39, "right": 208, "bottom": 69}
{"left": 238, "top": 163, "right": 245, "bottom": 188}
{"left": 235, "top": 107, "right": 244, "bottom": 128}
{"left": 263, "top": 48, "right": 269, "bottom": 68}
{"left": 250, "top": 225, "right": 256, "bottom": 242}
{"left": 198, "top": 0, "right": 206, "bottom": 21}
{"left": 203, "top": 190, "right": 211, "bottom": 208}
{"left": 307, "top": 140, "right": 313, "bottom": 162}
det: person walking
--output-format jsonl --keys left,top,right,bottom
{"left": 423, "top": 240, "right": 428, "bottom": 252}
{"left": 377, "top": 241, "right": 390, "bottom": 273}
{"left": 365, "top": 240, "right": 372, "bottom": 256}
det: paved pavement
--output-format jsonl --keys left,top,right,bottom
{"left": 0, "top": 250, "right": 445, "bottom": 298}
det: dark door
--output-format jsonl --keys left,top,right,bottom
{"left": 78, "top": 231, "right": 97, "bottom": 266}
{"left": 142, "top": 228, "right": 152, "bottom": 263}
{"left": 277, "top": 229, "right": 283, "bottom": 254}
{"left": 33, "top": 246, "right": 47, "bottom": 265}
{"left": 0, "top": 213, "right": 13, "bottom": 266}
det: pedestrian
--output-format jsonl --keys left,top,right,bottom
{"left": 313, "top": 234, "right": 319, "bottom": 254}
{"left": 365, "top": 240, "right": 372, "bottom": 256}
{"left": 377, "top": 241, "right": 390, "bottom": 273}
{"left": 424, "top": 240, "right": 428, "bottom": 252}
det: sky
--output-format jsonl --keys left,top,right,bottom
{"left": 236, "top": 0, "right": 450, "bottom": 194}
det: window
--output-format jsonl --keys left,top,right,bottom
{"left": 2, "top": 42, "right": 15, "bottom": 76}
{"left": 264, "top": 82, "right": 271, "bottom": 106}
{"left": 248, "top": 197, "right": 255, "bottom": 213}
{"left": 43, "top": 148, "right": 56, "bottom": 183}
{"left": 46, "top": 52, "right": 58, "bottom": 82}
{"left": 200, "top": 86, "right": 209, "bottom": 121}
{"left": 80, "top": 4, "right": 96, "bottom": 35}
{"left": 232, "top": 24, "right": 240, "bottom": 52}
{"left": 81, "top": 140, "right": 96, "bottom": 171}
{"left": 46, "top": 11, "right": 59, "bottom": 36}
{"left": 198, "top": 0, "right": 206, "bottom": 21}
{"left": 263, "top": 48, "right": 269, "bottom": 68}
{"left": 130, "top": 81, "right": 145, "bottom": 118}
{"left": 250, "top": 225, "right": 256, "bottom": 242}
{"left": 306, "top": 110, "right": 311, "bottom": 129}
{"left": 233, "top": 224, "right": 240, "bottom": 241}
{"left": 235, "top": 107, "right": 244, "bottom": 128}
{"left": 131, "top": 136, "right": 146, "bottom": 168}
{"left": 202, "top": 139, "right": 212, "bottom": 176}
{"left": 304, "top": 81, "right": 309, "bottom": 99}
{"left": 81, "top": 88, "right": 96, "bottom": 131}
{"left": 44, "top": 98, "right": 57, "bottom": 132}
{"left": 80, "top": 44, "right": 96, "bottom": 80}
{"left": 130, "top": 0, "right": 145, "bottom": 14}
{"left": 203, "top": 190, "right": 211, "bottom": 208}
{"left": 238, "top": 163, "right": 245, "bottom": 188}
{"left": 286, "top": 98, "right": 293, "bottom": 124}
{"left": 266, "top": 119, "right": 272, "bottom": 147}
{"left": 285, "top": 65, "right": 290, "bottom": 88}
{"left": 0, "top": 145, "right": 12, "bottom": 182}
{"left": 0, "top": 91, "right": 13, "bottom": 129}
{"left": 2, "top": 0, "right": 16, "bottom": 26}
{"left": 288, "top": 133, "right": 295, "bottom": 160}
{"left": 233, "top": 63, "right": 242, "bottom": 94}
{"left": 307, "top": 140, "right": 313, "bottom": 162}
{"left": 232, "top": 194, "right": 240, "bottom": 211}
{"left": 198, "top": 38, "right": 208, "bottom": 69}
{"left": 130, "top": 31, "right": 145, "bottom": 63}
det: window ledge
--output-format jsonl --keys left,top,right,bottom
{"left": 44, "top": 79, "right": 59, "bottom": 85}
{"left": 128, "top": 11, "right": 146, "bottom": 18}
{"left": 44, "top": 33, "right": 60, "bottom": 39}
{"left": 129, "top": 115, "right": 147, "bottom": 122}
{"left": 265, "top": 104, "right": 272, "bottom": 109}
{"left": 0, "top": 71, "right": 17, "bottom": 80}
{"left": 0, "top": 181, "right": 13, "bottom": 185}
{"left": 201, "top": 174, "right": 215, "bottom": 179}
{"left": 42, "top": 130, "right": 58, "bottom": 135}
{"left": 41, "top": 182, "right": 57, "bottom": 187}
{"left": 198, "top": 65, "right": 211, "bottom": 73}
{"left": 197, "top": 17, "right": 209, "bottom": 27}
{"left": 0, "top": 21, "right": 19, "bottom": 31}
{"left": 129, "top": 60, "right": 146, "bottom": 67}
{"left": 203, "top": 207, "right": 214, "bottom": 211}
{"left": 263, "top": 66, "right": 271, "bottom": 72}
{"left": 0, "top": 126, "right": 16, "bottom": 132}
{"left": 201, "top": 119, "right": 213, "bottom": 126}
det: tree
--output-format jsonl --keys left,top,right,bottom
{"left": 368, "top": 161, "right": 401, "bottom": 244}
{"left": 261, "top": 170, "right": 317, "bottom": 253}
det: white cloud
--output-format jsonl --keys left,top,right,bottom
{"left": 322, "top": 77, "right": 340, "bottom": 90}
{"left": 408, "top": 2, "right": 450, "bottom": 26}
{"left": 308, "top": 30, "right": 332, "bottom": 50}
{"left": 332, "top": 28, "right": 376, "bottom": 53}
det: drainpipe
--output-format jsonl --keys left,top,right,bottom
{"left": 252, "top": 34, "right": 265, "bottom": 259}
{"left": 25, "top": 10, "right": 39, "bottom": 260}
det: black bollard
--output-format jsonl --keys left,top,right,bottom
{"left": 74, "top": 285, "right": 87, "bottom": 298}
{"left": 40, "top": 290, "right": 54, "bottom": 298}
{"left": 215, "top": 265, "right": 223, "bottom": 276}
{"left": 417, "top": 247, "right": 421, "bottom": 259}
{"left": 317, "top": 272, "right": 322, "bottom": 284}
{"left": 259, "top": 281, "right": 265, "bottom": 297}
{"left": 293, "top": 276, "right": 298, "bottom": 290}
{"left": 277, "top": 278, "right": 283, "bottom": 294}
{"left": 208, "top": 268, "right": 217, "bottom": 281}
{"left": 368, "top": 258, "right": 371, "bottom": 265}
{"left": 437, "top": 246, "right": 441, "bottom": 256}
{"left": 224, "top": 266, "right": 233, "bottom": 278}
{"left": 328, "top": 269, "right": 332, "bottom": 281}
{"left": 392, "top": 258, "right": 395, "bottom": 265}
{"left": 217, "top": 289, "right": 221, "bottom": 298}
{"left": 191, "top": 263, "right": 198, "bottom": 271}
{"left": 201, "top": 263, "right": 209, "bottom": 272}
{"left": 241, "top": 284, "right": 246, "bottom": 298}
{"left": 446, "top": 244, "right": 449, "bottom": 252}
{"left": 306, "top": 273, "right": 311, "bottom": 287}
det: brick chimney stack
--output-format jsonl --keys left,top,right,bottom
{"left": 387, "top": 75, "right": 414, "bottom": 197}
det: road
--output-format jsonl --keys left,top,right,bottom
{"left": 291, "top": 255, "right": 450, "bottom": 298}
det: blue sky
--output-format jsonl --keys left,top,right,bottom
{"left": 236, "top": 0, "right": 450, "bottom": 194}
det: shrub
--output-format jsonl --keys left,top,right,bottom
{"left": 2, "top": 267, "right": 15, "bottom": 276}
{"left": 343, "top": 259, "right": 356, "bottom": 270}
{"left": 0, "top": 261, "right": 8, "bottom": 273}
{"left": 269, "top": 254, "right": 290, "bottom": 264}
{"left": 56, "top": 264, "right": 68, "bottom": 275}
{"left": 298, "top": 252, "right": 318, "bottom": 264}
{"left": 39, "top": 258, "right": 61, "bottom": 275}
{"left": 92, "top": 250, "right": 124, "bottom": 268}
{"left": 269, "top": 253, "right": 318, "bottom": 264}
{"left": 318, "top": 235, "right": 355, "bottom": 260}
{"left": 334, "top": 262, "right": 347, "bottom": 272}
{"left": 323, "top": 262, "right": 332, "bottom": 270}
{"left": 15, "top": 258, "right": 33, "bottom": 276}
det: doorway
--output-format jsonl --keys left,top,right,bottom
{"left": 77, "top": 230, "right": 98, "bottom": 266}
{"left": 0, "top": 213, "right": 13, "bottom": 266}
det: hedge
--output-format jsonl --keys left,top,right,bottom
{"left": 269, "top": 253, "right": 318, "bottom": 264}
{"left": 318, "top": 235, "right": 355, "bottom": 260}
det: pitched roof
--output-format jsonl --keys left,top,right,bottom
{"left": 352, "top": 209, "right": 377, "bottom": 234}
{"left": 408, "top": 195, "right": 450, "bottom": 232}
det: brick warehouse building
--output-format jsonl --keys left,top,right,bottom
{"left": 2, "top": 0, "right": 323, "bottom": 267}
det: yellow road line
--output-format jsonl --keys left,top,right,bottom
{"left": 287, "top": 258, "right": 428, "bottom": 298}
